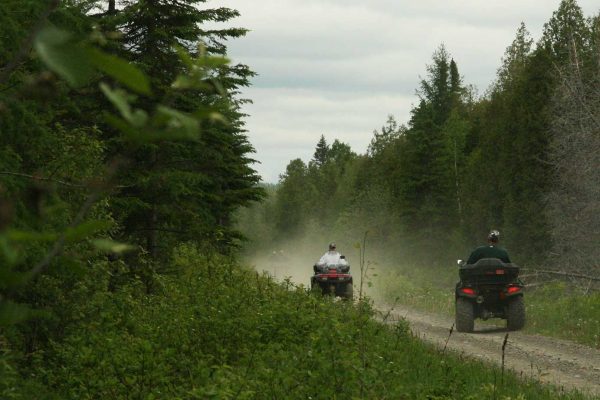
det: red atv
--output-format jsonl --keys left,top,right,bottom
{"left": 311, "top": 257, "right": 353, "bottom": 300}
{"left": 455, "top": 258, "right": 525, "bottom": 332}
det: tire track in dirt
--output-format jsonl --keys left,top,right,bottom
{"left": 379, "top": 304, "right": 600, "bottom": 398}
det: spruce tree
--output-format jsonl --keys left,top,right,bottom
{"left": 394, "top": 45, "right": 466, "bottom": 262}
{"left": 312, "top": 135, "right": 330, "bottom": 168}
{"left": 462, "top": 24, "right": 533, "bottom": 246}
{"left": 96, "top": 0, "right": 263, "bottom": 257}
{"left": 274, "top": 159, "right": 312, "bottom": 235}
{"left": 542, "top": 0, "right": 590, "bottom": 64}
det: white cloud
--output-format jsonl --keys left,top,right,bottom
{"left": 208, "top": 0, "right": 600, "bottom": 182}
{"left": 243, "top": 87, "right": 414, "bottom": 181}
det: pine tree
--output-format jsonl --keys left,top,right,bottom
{"left": 312, "top": 135, "right": 330, "bottom": 168}
{"left": 96, "top": 0, "right": 263, "bottom": 257}
{"left": 367, "top": 115, "right": 402, "bottom": 157}
{"left": 274, "top": 159, "right": 312, "bottom": 235}
{"left": 394, "top": 45, "right": 466, "bottom": 262}
{"left": 496, "top": 23, "right": 533, "bottom": 91}
{"left": 462, "top": 24, "right": 533, "bottom": 246}
{"left": 542, "top": 0, "right": 590, "bottom": 65}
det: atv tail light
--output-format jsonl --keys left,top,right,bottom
{"left": 461, "top": 287, "right": 476, "bottom": 295}
{"left": 507, "top": 286, "right": 521, "bottom": 294}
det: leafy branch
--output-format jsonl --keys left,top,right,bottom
{"left": 0, "top": 0, "right": 61, "bottom": 84}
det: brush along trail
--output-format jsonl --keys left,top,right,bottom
{"left": 379, "top": 303, "right": 600, "bottom": 397}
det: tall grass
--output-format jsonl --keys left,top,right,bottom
{"left": 374, "top": 264, "right": 600, "bottom": 348}
{"left": 0, "top": 245, "right": 589, "bottom": 398}
{"left": 526, "top": 282, "right": 600, "bottom": 348}
{"left": 3, "top": 245, "right": 592, "bottom": 398}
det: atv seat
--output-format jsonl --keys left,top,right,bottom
{"left": 459, "top": 258, "right": 519, "bottom": 284}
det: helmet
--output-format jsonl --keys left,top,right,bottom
{"left": 488, "top": 230, "right": 500, "bottom": 242}
{"left": 328, "top": 242, "right": 336, "bottom": 251}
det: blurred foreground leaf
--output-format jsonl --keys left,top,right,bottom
{"left": 155, "top": 106, "right": 200, "bottom": 140}
{"left": 34, "top": 26, "right": 94, "bottom": 87}
{"left": 0, "top": 301, "right": 31, "bottom": 327}
{"left": 65, "top": 220, "right": 114, "bottom": 242}
{"left": 88, "top": 48, "right": 151, "bottom": 95}
{"left": 100, "top": 83, "right": 147, "bottom": 127}
{"left": 91, "top": 239, "right": 136, "bottom": 254}
{"left": 6, "top": 230, "right": 57, "bottom": 243}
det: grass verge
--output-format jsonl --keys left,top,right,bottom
{"left": 2, "top": 245, "right": 593, "bottom": 399}
{"left": 373, "top": 264, "right": 600, "bottom": 349}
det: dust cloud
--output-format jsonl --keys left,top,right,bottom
{"left": 242, "top": 235, "right": 391, "bottom": 301}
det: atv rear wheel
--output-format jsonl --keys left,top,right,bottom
{"left": 344, "top": 283, "right": 353, "bottom": 300}
{"left": 455, "top": 298, "right": 474, "bottom": 333}
{"left": 506, "top": 296, "right": 525, "bottom": 331}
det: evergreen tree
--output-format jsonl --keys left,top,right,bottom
{"left": 462, "top": 24, "right": 533, "bottom": 246}
{"left": 367, "top": 115, "right": 403, "bottom": 157}
{"left": 496, "top": 23, "right": 533, "bottom": 91}
{"left": 95, "top": 0, "right": 263, "bottom": 257}
{"left": 274, "top": 159, "right": 312, "bottom": 235}
{"left": 542, "top": 0, "right": 590, "bottom": 65}
{"left": 498, "top": 0, "right": 592, "bottom": 263}
{"left": 394, "top": 46, "right": 466, "bottom": 261}
{"left": 312, "top": 135, "right": 330, "bottom": 168}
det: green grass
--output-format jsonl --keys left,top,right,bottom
{"left": 372, "top": 264, "right": 600, "bottom": 349}
{"left": 372, "top": 263, "right": 456, "bottom": 314}
{"left": 2, "top": 246, "right": 593, "bottom": 399}
{"left": 525, "top": 282, "right": 600, "bottom": 348}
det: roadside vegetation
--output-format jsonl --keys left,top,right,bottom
{"left": 237, "top": 0, "right": 600, "bottom": 351}
{"left": 1, "top": 245, "right": 593, "bottom": 399}
{"left": 1, "top": 0, "right": 598, "bottom": 398}
{"left": 372, "top": 264, "right": 600, "bottom": 349}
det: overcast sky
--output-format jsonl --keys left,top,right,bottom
{"left": 210, "top": 0, "right": 598, "bottom": 183}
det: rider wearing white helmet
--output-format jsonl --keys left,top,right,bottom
{"left": 317, "top": 242, "right": 347, "bottom": 266}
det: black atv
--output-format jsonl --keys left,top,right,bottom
{"left": 311, "top": 258, "right": 353, "bottom": 300}
{"left": 455, "top": 258, "right": 525, "bottom": 332}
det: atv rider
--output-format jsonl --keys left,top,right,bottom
{"left": 317, "top": 242, "right": 347, "bottom": 267}
{"left": 467, "top": 230, "right": 511, "bottom": 264}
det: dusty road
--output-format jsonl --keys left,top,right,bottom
{"left": 380, "top": 304, "right": 600, "bottom": 398}
{"left": 254, "top": 260, "right": 600, "bottom": 396}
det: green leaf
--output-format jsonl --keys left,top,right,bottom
{"left": 65, "top": 220, "right": 114, "bottom": 242}
{"left": 155, "top": 106, "right": 200, "bottom": 139}
{"left": 171, "top": 74, "right": 212, "bottom": 91}
{"left": 92, "top": 239, "right": 136, "bottom": 254}
{"left": 0, "top": 235, "right": 19, "bottom": 265}
{"left": 6, "top": 230, "right": 57, "bottom": 243}
{"left": 34, "top": 26, "right": 94, "bottom": 87}
{"left": 0, "top": 266, "right": 26, "bottom": 289}
{"left": 88, "top": 48, "right": 151, "bottom": 95}
{"left": 100, "top": 83, "right": 147, "bottom": 127}
{"left": 103, "top": 113, "right": 141, "bottom": 140}
{"left": 0, "top": 301, "right": 32, "bottom": 327}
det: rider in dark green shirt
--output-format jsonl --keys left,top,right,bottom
{"left": 467, "top": 230, "right": 511, "bottom": 264}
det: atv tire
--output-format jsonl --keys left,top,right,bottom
{"left": 506, "top": 296, "right": 525, "bottom": 331}
{"left": 455, "top": 298, "right": 475, "bottom": 333}
{"left": 344, "top": 283, "right": 353, "bottom": 300}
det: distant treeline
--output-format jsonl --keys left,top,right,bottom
{"left": 239, "top": 0, "right": 599, "bottom": 273}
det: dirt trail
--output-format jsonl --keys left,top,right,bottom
{"left": 380, "top": 304, "right": 600, "bottom": 398}
{"left": 251, "top": 258, "right": 600, "bottom": 397}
